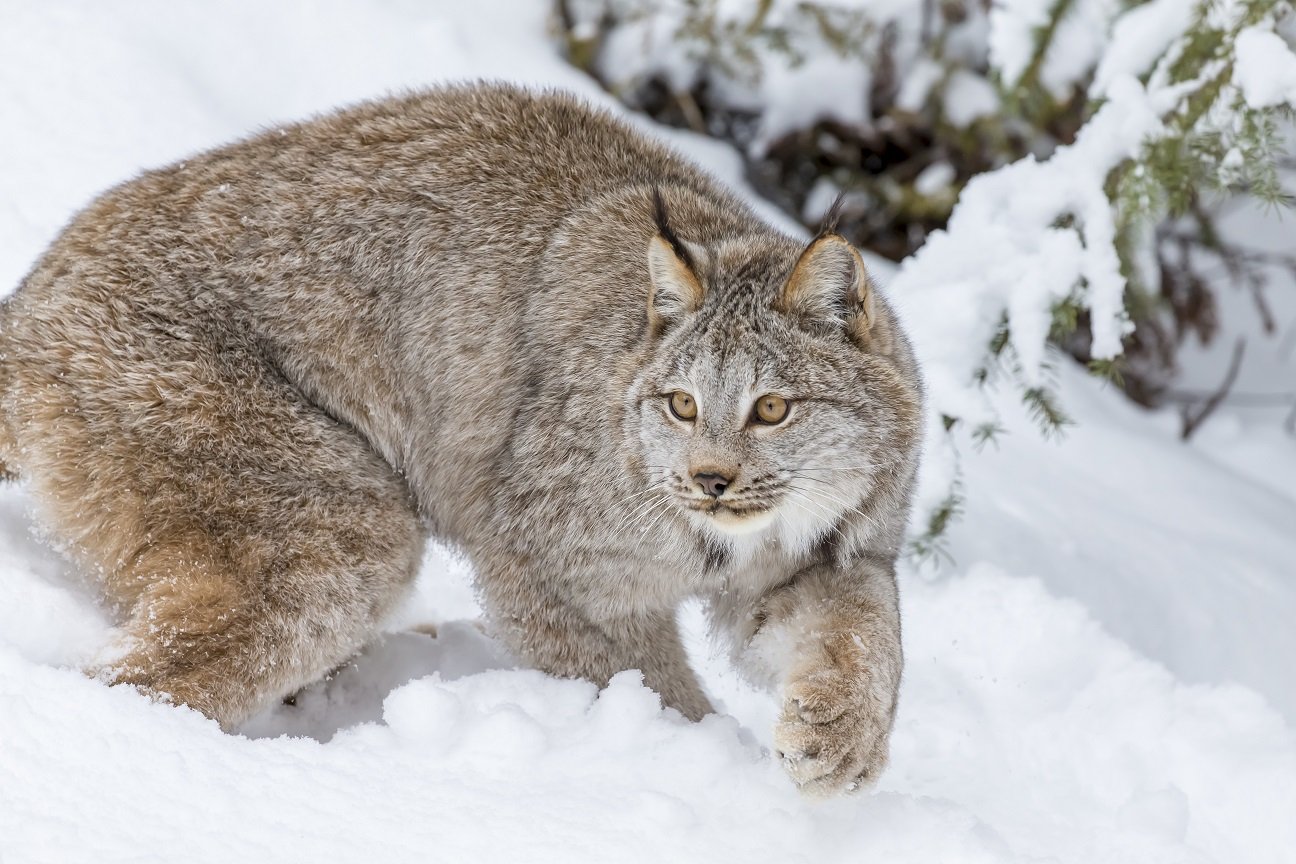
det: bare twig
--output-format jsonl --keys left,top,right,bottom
{"left": 1167, "top": 380, "right": 1296, "bottom": 440}
{"left": 1158, "top": 227, "right": 1296, "bottom": 277}
{"left": 1165, "top": 390, "right": 1296, "bottom": 406}
{"left": 674, "top": 89, "right": 708, "bottom": 134}
{"left": 1181, "top": 338, "right": 1246, "bottom": 440}
{"left": 920, "top": 0, "right": 935, "bottom": 49}
{"left": 556, "top": 0, "right": 575, "bottom": 33}
{"left": 745, "top": 0, "right": 775, "bottom": 36}
{"left": 1279, "top": 312, "right": 1296, "bottom": 360}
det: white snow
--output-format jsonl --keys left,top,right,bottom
{"left": 988, "top": 0, "right": 1054, "bottom": 88}
{"left": 1233, "top": 26, "right": 1296, "bottom": 109}
{"left": 896, "top": 57, "right": 945, "bottom": 112}
{"left": 2, "top": 2, "right": 1295, "bottom": 863}
{"left": 589, "top": 0, "right": 928, "bottom": 153}
{"left": 988, "top": 0, "right": 1122, "bottom": 95}
{"left": 749, "top": 53, "right": 872, "bottom": 156}
{"left": 888, "top": 72, "right": 1164, "bottom": 516}
{"left": 914, "top": 162, "right": 956, "bottom": 197}
{"left": 1091, "top": 0, "right": 1195, "bottom": 98}
{"left": 801, "top": 176, "right": 843, "bottom": 223}
{"left": 942, "top": 69, "right": 1001, "bottom": 127}
{"left": 596, "top": 5, "right": 701, "bottom": 98}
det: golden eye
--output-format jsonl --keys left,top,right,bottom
{"left": 668, "top": 391, "right": 697, "bottom": 421}
{"left": 753, "top": 394, "right": 789, "bottom": 425}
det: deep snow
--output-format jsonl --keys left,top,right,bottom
{"left": 1, "top": 2, "right": 1294, "bottom": 863}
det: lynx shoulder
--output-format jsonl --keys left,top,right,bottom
{"left": 0, "top": 83, "right": 922, "bottom": 796}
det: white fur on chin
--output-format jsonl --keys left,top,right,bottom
{"left": 706, "top": 506, "right": 777, "bottom": 536}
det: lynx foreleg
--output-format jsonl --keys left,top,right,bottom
{"left": 744, "top": 560, "right": 902, "bottom": 796}
{"left": 479, "top": 560, "right": 714, "bottom": 720}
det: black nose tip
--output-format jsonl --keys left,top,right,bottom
{"left": 693, "top": 471, "right": 732, "bottom": 498}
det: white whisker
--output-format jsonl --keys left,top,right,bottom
{"left": 782, "top": 489, "right": 849, "bottom": 545}
{"left": 785, "top": 479, "right": 870, "bottom": 523}
{"left": 608, "top": 485, "right": 671, "bottom": 537}
{"left": 789, "top": 465, "right": 873, "bottom": 472}
{"left": 640, "top": 495, "right": 678, "bottom": 538}
{"left": 609, "top": 483, "right": 669, "bottom": 509}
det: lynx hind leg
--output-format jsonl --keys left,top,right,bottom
{"left": 17, "top": 338, "right": 424, "bottom": 729}
{"left": 107, "top": 515, "right": 420, "bottom": 729}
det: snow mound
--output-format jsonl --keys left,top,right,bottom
{"left": 3, "top": 515, "right": 1293, "bottom": 863}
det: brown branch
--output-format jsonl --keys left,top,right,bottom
{"left": 1279, "top": 312, "right": 1296, "bottom": 361}
{"left": 1180, "top": 338, "right": 1246, "bottom": 440}
{"left": 920, "top": 0, "right": 936, "bottom": 49}
{"left": 673, "top": 90, "right": 707, "bottom": 134}
{"left": 1165, "top": 390, "right": 1295, "bottom": 405}
{"left": 1166, "top": 386, "right": 1296, "bottom": 439}
{"left": 1157, "top": 228, "right": 1296, "bottom": 276}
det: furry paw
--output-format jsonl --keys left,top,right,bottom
{"left": 774, "top": 662, "right": 890, "bottom": 797}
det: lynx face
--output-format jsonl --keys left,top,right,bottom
{"left": 632, "top": 306, "right": 905, "bottom": 551}
{"left": 626, "top": 204, "right": 916, "bottom": 553}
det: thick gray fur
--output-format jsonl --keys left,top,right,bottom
{"left": 0, "top": 84, "right": 923, "bottom": 796}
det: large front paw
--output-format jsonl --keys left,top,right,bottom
{"left": 774, "top": 663, "right": 892, "bottom": 797}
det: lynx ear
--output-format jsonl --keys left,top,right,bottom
{"left": 778, "top": 233, "right": 878, "bottom": 346}
{"left": 647, "top": 189, "right": 706, "bottom": 333}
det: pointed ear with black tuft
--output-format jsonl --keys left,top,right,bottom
{"left": 646, "top": 188, "right": 706, "bottom": 335}
{"left": 777, "top": 196, "right": 887, "bottom": 351}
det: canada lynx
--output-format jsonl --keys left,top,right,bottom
{"left": 0, "top": 84, "right": 922, "bottom": 795}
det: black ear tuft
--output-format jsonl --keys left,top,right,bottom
{"left": 816, "top": 191, "right": 847, "bottom": 239}
{"left": 653, "top": 187, "right": 697, "bottom": 273}
{"left": 647, "top": 188, "right": 707, "bottom": 333}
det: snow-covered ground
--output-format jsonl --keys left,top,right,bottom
{"left": 1, "top": 3, "right": 1293, "bottom": 862}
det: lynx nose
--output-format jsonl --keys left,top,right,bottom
{"left": 693, "top": 471, "right": 733, "bottom": 498}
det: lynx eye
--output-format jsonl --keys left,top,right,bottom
{"left": 668, "top": 391, "right": 697, "bottom": 421}
{"left": 752, "top": 394, "right": 790, "bottom": 425}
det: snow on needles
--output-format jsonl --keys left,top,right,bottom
{"left": 1233, "top": 26, "right": 1296, "bottom": 108}
{"left": 989, "top": 0, "right": 1123, "bottom": 98}
{"left": 892, "top": 74, "right": 1162, "bottom": 522}
{"left": 894, "top": 74, "right": 1157, "bottom": 382}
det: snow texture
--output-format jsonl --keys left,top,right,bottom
{"left": 589, "top": 0, "right": 933, "bottom": 155}
{"left": 942, "top": 69, "right": 1001, "bottom": 127}
{"left": 1233, "top": 26, "right": 1296, "bottom": 109}
{"left": 988, "top": 0, "right": 1121, "bottom": 95}
{"left": 749, "top": 53, "right": 872, "bottom": 155}
{"left": 1091, "top": 0, "right": 1195, "bottom": 97}
{"left": 1, "top": 2, "right": 1294, "bottom": 862}
{"left": 893, "top": 72, "right": 1165, "bottom": 530}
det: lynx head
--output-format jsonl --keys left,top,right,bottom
{"left": 627, "top": 190, "right": 920, "bottom": 554}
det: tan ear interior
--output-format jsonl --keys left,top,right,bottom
{"left": 647, "top": 234, "right": 705, "bottom": 328}
{"left": 779, "top": 234, "right": 891, "bottom": 352}
{"left": 845, "top": 243, "right": 875, "bottom": 330}
{"left": 783, "top": 235, "right": 871, "bottom": 317}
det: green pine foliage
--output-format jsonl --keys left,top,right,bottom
{"left": 558, "top": 0, "right": 1296, "bottom": 557}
